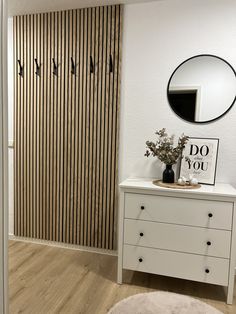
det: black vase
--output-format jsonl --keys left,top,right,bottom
{"left": 163, "top": 164, "right": 175, "bottom": 183}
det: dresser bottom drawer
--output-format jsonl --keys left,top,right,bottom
{"left": 123, "top": 245, "right": 229, "bottom": 286}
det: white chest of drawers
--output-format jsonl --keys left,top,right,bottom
{"left": 118, "top": 178, "right": 236, "bottom": 304}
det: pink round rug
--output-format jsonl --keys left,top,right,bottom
{"left": 108, "top": 291, "right": 223, "bottom": 314}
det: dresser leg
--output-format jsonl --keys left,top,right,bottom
{"left": 227, "top": 284, "right": 234, "bottom": 304}
{"left": 117, "top": 267, "right": 122, "bottom": 284}
{"left": 226, "top": 258, "right": 235, "bottom": 304}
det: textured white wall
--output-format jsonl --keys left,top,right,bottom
{"left": 119, "top": 0, "right": 236, "bottom": 184}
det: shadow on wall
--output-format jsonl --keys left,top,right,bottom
{"left": 129, "top": 158, "right": 180, "bottom": 180}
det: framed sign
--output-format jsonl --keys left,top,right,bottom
{"left": 180, "top": 137, "right": 219, "bottom": 185}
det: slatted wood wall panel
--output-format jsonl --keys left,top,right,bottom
{"left": 14, "top": 5, "right": 122, "bottom": 250}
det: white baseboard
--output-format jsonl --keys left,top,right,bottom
{"left": 9, "top": 234, "right": 118, "bottom": 257}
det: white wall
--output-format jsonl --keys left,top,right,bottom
{"left": 119, "top": 0, "right": 236, "bottom": 183}
{"left": 8, "top": 0, "right": 236, "bottom": 233}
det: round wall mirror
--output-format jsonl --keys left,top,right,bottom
{"left": 167, "top": 55, "right": 236, "bottom": 123}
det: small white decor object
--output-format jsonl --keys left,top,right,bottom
{"left": 189, "top": 174, "right": 194, "bottom": 181}
{"left": 177, "top": 176, "right": 187, "bottom": 186}
{"left": 189, "top": 175, "right": 198, "bottom": 186}
{"left": 177, "top": 178, "right": 185, "bottom": 186}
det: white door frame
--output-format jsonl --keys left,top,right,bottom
{"left": 0, "top": 0, "right": 8, "bottom": 313}
{"left": 169, "top": 85, "right": 202, "bottom": 122}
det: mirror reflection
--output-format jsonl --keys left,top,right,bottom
{"left": 167, "top": 55, "right": 236, "bottom": 123}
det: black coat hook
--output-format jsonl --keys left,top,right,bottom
{"left": 34, "top": 58, "right": 40, "bottom": 76}
{"left": 17, "top": 60, "right": 23, "bottom": 77}
{"left": 109, "top": 55, "right": 113, "bottom": 73}
{"left": 52, "top": 58, "right": 58, "bottom": 76}
{"left": 71, "top": 57, "right": 76, "bottom": 75}
{"left": 90, "top": 56, "right": 94, "bottom": 74}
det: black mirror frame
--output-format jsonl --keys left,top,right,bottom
{"left": 167, "top": 54, "right": 236, "bottom": 124}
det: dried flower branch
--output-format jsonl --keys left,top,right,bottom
{"left": 145, "top": 128, "right": 189, "bottom": 165}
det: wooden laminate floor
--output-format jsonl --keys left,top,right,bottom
{"left": 9, "top": 240, "right": 236, "bottom": 314}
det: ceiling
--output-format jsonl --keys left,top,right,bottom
{"left": 8, "top": 0, "right": 160, "bottom": 16}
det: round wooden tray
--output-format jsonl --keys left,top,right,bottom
{"left": 153, "top": 180, "right": 201, "bottom": 190}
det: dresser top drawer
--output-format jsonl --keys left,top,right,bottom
{"left": 124, "top": 193, "right": 233, "bottom": 230}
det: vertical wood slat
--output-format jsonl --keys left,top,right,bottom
{"left": 105, "top": 6, "right": 112, "bottom": 249}
{"left": 20, "top": 15, "right": 24, "bottom": 236}
{"left": 39, "top": 13, "right": 44, "bottom": 239}
{"left": 99, "top": 6, "right": 106, "bottom": 249}
{"left": 49, "top": 12, "right": 54, "bottom": 241}
{"left": 43, "top": 13, "right": 48, "bottom": 240}
{"left": 17, "top": 16, "right": 21, "bottom": 235}
{"left": 67, "top": 10, "right": 72, "bottom": 243}
{"left": 13, "top": 16, "right": 19, "bottom": 236}
{"left": 113, "top": 5, "right": 123, "bottom": 249}
{"left": 83, "top": 8, "right": 88, "bottom": 246}
{"left": 86, "top": 7, "right": 91, "bottom": 245}
{"left": 14, "top": 5, "right": 122, "bottom": 250}
{"left": 30, "top": 14, "right": 34, "bottom": 238}
{"left": 23, "top": 15, "right": 26, "bottom": 237}
{"left": 59, "top": 10, "right": 65, "bottom": 243}
{"left": 77, "top": 8, "right": 83, "bottom": 245}
{"left": 108, "top": 6, "right": 116, "bottom": 249}
{"left": 70, "top": 9, "right": 76, "bottom": 244}
{"left": 45, "top": 13, "right": 50, "bottom": 240}
{"left": 95, "top": 7, "right": 102, "bottom": 248}
{"left": 36, "top": 14, "right": 40, "bottom": 239}
{"left": 63, "top": 10, "right": 69, "bottom": 243}
{"left": 92, "top": 7, "right": 99, "bottom": 248}
{"left": 26, "top": 14, "right": 31, "bottom": 238}
{"left": 33, "top": 14, "right": 37, "bottom": 238}
{"left": 81, "top": 8, "right": 86, "bottom": 246}
{"left": 72, "top": 9, "right": 78, "bottom": 245}
{"left": 101, "top": 6, "right": 108, "bottom": 249}
{"left": 53, "top": 11, "right": 57, "bottom": 241}
{"left": 90, "top": 7, "right": 96, "bottom": 248}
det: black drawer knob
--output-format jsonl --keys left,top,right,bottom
{"left": 205, "top": 268, "right": 210, "bottom": 274}
{"left": 139, "top": 258, "right": 143, "bottom": 263}
{"left": 141, "top": 206, "right": 145, "bottom": 210}
{"left": 207, "top": 241, "right": 211, "bottom": 246}
{"left": 208, "top": 213, "right": 213, "bottom": 218}
{"left": 140, "top": 232, "right": 144, "bottom": 237}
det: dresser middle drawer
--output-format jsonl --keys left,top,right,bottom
{"left": 124, "top": 219, "right": 231, "bottom": 258}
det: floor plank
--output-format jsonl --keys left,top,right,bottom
{"left": 9, "top": 240, "right": 236, "bottom": 314}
